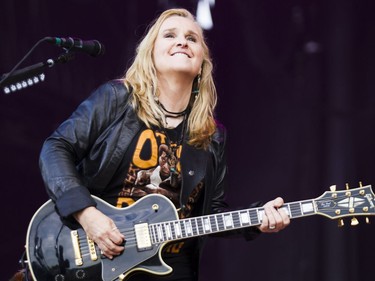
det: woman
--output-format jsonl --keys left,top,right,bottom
{"left": 39, "top": 8, "right": 289, "bottom": 281}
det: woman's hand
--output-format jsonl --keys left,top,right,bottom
{"left": 74, "top": 207, "right": 125, "bottom": 259}
{"left": 257, "top": 197, "right": 290, "bottom": 233}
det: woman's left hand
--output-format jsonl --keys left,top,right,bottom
{"left": 257, "top": 197, "right": 290, "bottom": 233}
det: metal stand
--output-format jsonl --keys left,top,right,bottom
{"left": 0, "top": 52, "right": 75, "bottom": 94}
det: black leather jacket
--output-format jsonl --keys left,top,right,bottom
{"left": 40, "top": 79, "right": 229, "bottom": 217}
{"left": 39, "top": 80, "right": 260, "bottom": 274}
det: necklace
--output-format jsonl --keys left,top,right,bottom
{"left": 159, "top": 112, "right": 188, "bottom": 186}
{"left": 158, "top": 101, "right": 189, "bottom": 118}
{"left": 158, "top": 101, "right": 189, "bottom": 128}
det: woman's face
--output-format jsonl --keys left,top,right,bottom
{"left": 153, "top": 16, "right": 204, "bottom": 79}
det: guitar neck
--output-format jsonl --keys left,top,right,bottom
{"left": 148, "top": 199, "right": 316, "bottom": 244}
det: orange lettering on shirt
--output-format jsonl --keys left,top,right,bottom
{"left": 132, "top": 129, "right": 158, "bottom": 169}
{"left": 116, "top": 197, "right": 135, "bottom": 208}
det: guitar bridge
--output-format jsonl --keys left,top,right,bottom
{"left": 134, "top": 222, "right": 152, "bottom": 251}
{"left": 70, "top": 230, "right": 83, "bottom": 266}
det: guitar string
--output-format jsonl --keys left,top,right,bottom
{"left": 77, "top": 219, "right": 244, "bottom": 250}
{"left": 76, "top": 210, "right": 263, "bottom": 249}
{"left": 77, "top": 213, "right": 255, "bottom": 248}
{"left": 67, "top": 193, "right": 363, "bottom": 258}
{"left": 76, "top": 199, "right": 330, "bottom": 250}
{"left": 77, "top": 215, "right": 259, "bottom": 251}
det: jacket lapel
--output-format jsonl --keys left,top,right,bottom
{"left": 92, "top": 105, "right": 143, "bottom": 191}
{"left": 180, "top": 143, "right": 209, "bottom": 205}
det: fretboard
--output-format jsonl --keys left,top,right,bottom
{"left": 149, "top": 199, "right": 316, "bottom": 244}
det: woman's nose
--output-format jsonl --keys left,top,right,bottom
{"left": 176, "top": 36, "right": 188, "bottom": 47}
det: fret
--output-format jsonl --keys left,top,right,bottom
{"left": 149, "top": 225, "right": 155, "bottom": 243}
{"left": 156, "top": 224, "right": 163, "bottom": 242}
{"left": 232, "top": 211, "right": 241, "bottom": 228}
{"left": 155, "top": 224, "right": 160, "bottom": 243}
{"left": 165, "top": 222, "right": 172, "bottom": 240}
{"left": 152, "top": 224, "right": 158, "bottom": 243}
{"left": 215, "top": 215, "right": 220, "bottom": 232}
{"left": 174, "top": 221, "right": 181, "bottom": 238}
{"left": 153, "top": 224, "right": 160, "bottom": 243}
{"left": 191, "top": 218, "right": 198, "bottom": 235}
{"left": 257, "top": 209, "right": 264, "bottom": 224}
{"left": 185, "top": 220, "right": 192, "bottom": 236}
{"left": 161, "top": 224, "right": 167, "bottom": 241}
{"left": 204, "top": 217, "right": 212, "bottom": 233}
{"left": 210, "top": 216, "right": 218, "bottom": 232}
{"left": 301, "top": 200, "right": 314, "bottom": 215}
{"left": 286, "top": 204, "right": 291, "bottom": 217}
{"left": 280, "top": 205, "right": 290, "bottom": 217}
{"left": 223, "top": 213, "right": 233, "bottom": 229}
{"left": 249, "top": 209, "right": 260, "bottom": 225}
{"left": 239, "top": 211, "right": 250, "bottom": 226}
{"left": 180, "top": 221, "right": 186, "bottom": 237}
{"left": 216, "top": 214, "right": 224, "bottom": 231}
{"left": 197, "top": 217, "right": 204, "bottom": 234}
{"left": 164, "top": 224, "right": 169, "bottom": 240}
{"left": 170, "top": 221, "right": 176, "bottom": 240}
{"left": 301, "top": 200, "right": 315, "bottom": 215}
{"left": 289, "top": 202, "right": 302, "bottom": 218}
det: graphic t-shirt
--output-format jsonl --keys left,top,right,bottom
{"left": 102, "top": 123, "right": 204, "bottom": 267}
{"left": 103, "top": 123, "right": 184, "bottom": 208}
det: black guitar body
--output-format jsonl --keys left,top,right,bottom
{"left": 26, "top": 194, "right": 179, "bottom": 281}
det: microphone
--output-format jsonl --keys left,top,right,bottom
{"left": 46, "top": 37, "right": 105, "bottom": 57}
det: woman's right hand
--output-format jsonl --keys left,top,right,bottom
{"left": 74, "top": 206, "right": 125, "bottom": 259}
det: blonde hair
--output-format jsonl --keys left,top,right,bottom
{"left": 123, "top": 8, "right": 217, "bottom": 148}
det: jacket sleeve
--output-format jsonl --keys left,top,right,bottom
{"left": 209, "top": 122, "right": 262, "bottom": 241}
{"left": 39, "top": 80, "right": 128, "bottom": 220}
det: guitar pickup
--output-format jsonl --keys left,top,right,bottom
{"left": 134, "top": 222, "right": 152, "bottom": 251}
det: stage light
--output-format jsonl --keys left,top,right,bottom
{"left": 2, "top": 73, "right": 46, "bottom": 94}
{"left": 196, "top": 0, "right": 215, "bottom": 30}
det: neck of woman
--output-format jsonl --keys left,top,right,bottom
{"left": 157, "top": 75, "right": 193, "bottom": 113}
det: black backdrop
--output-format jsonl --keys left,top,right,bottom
{"left": 1, "top": 1, "right": 374, "bottom": 280}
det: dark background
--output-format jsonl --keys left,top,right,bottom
{"left": 1, "top": 0, "right": 374, "bottom": 280}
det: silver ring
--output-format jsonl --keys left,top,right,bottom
{"left": 269, "top": 225, "right": 276, "bottom": 230}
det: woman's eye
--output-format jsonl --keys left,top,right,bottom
{"left": 164, "top": 33, "right": 175, "bottom": 38}
{"left": 187, "top": 36, "right": 197, "bottom": 42}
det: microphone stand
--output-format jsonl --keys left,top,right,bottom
{"left": 0, "top": 52, "right": 75, "bottom": 94}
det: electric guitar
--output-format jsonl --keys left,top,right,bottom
{"left": 26, "top": 184, "right": 375, "bottom": 281}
